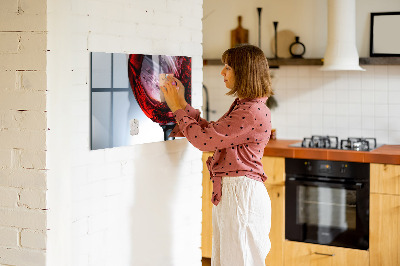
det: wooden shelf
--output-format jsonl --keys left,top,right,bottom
{"left": 203, "top": 58, "right": 323, "bottom": 67}
{"left": 359, "top": 57, "right": 400, "bottom": 65}
{"left": 202, "top": 59, "right": 223, "bottom": 66}
{"left": 203, "top": 57, "right": 400, "bottom": 67}
{"left": 268, "top": 58, "right": 322, "bottom": 67}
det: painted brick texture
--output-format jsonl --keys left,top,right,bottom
{"left": 0, "top": 0, "right": 48, "bottom": 264}
{"left": 21, "top": 229, "right": 47, "bottom": 250}
{"left": 3, "top": 0, "right": 203, "bottom": 266}
{"left": 46, "top": 0, "right": 203, "bottom": 265}
{"left": 0, "top": 227, "right": 19, "bottom": 247}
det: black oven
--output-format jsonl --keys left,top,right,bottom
{"left": 285, "top": 158, "right": 369, "bottom": 250}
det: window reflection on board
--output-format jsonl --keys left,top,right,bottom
{"left": 90, "top": 52, "right": 192, "bottom": 150}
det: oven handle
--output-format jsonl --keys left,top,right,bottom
{"left": 286, "top": 177, "right": 364, "bottom": 189}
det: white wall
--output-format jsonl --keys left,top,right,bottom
{"left": 203, "top": 0, "right": 400, "bottom": 145}
{"left": 204, "top": 0, "right": 326, "bottom": 59}
{"left": 203, "top": 0, "right": 400, "bottom": 58}
{"left": 47, "top": 1, "right": 203, "bottom": 266}
{"left": 0, "top": 0, "right": 48, "bottom": 265}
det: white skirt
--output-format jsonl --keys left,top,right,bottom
{"left": 212, "top": 176, "right": 271, "bottom": 266}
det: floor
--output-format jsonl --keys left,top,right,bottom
{"left": 202, "top": 257, "right": 211, "bottom": 266}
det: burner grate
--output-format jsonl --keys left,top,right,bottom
{"left": 296, "top": 136, "right": 378, "bottom": 151}
{"left": 340, "top": 137, "right": 377, "bottom": 151}
{"left": 301, "top": 135, "right": 339, "bottom": 149}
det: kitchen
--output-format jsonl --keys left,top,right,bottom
{"left": 0, "top": 0, "right": 399, "bottom": 265}
{"left": 201, "top": 0, "right": 400, "bottom": 265}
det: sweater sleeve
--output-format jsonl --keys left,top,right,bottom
{"left": 173, "top": 106, "right": 256, "bottom": 152}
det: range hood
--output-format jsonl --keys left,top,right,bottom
{"left": 320, "top": 0, "right": 365, "bottom": 71}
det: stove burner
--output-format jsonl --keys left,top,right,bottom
{"left": 340, "top": 137, "right": 377, "bottom": 151}
{"left": 295, "top": 136, "right": 379, "bottom": 151}
{"left": 301, "top": 135, "right": 339, "bottom": 149}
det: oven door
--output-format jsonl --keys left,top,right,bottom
{"left": 285, "top": 177, "right": 369, "bottom": 250}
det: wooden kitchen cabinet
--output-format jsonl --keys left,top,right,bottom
{"left": 202, "top": 152, "right": 213, "bottom": 258}
{"left": 284, "top": 241, "right": 369, "bottom": 266}
{"left": 261, "top": 156, "right": 285, "bottom": 186}
{"left": 264, "top": 184, "right": 285, "bottom": 266}
{"left": 201, "top": 154, "right": 286, "bottom": 266}
{"left": 262, "top": 156, "right": 285, "bottom": 266}
{"left": 370, "top": 163, "right": 400, "bottom": 266}
{"left": 370, "top": 193, "right": 400, "bottom": 266}
{"left": 370, "top": 163, "right": 400, "bottom": 195}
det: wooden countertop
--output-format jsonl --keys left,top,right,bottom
{"left": 263, "top": 139, "right": 400, "bottom": 165}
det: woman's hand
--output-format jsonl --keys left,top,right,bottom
{"left": 173, "top": 77, "right": 187, "bottom": 108}
{"left": 160, "top": 76, "right": 186, "bottom": 113}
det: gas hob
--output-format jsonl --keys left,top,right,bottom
{"left": 289, "top": 135, "right": 382, "bottom": 151}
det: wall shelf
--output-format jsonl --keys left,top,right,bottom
{"left": 203, "top": 57, "right": 400, "bottom": 67}
{"left": 203, "top": 58, "right": 323, "bottom": 67}
{"left": 268, "top": 58, "right": 323, "bottom": 67}
{"left": 359, "top": 57, "right": 400, "bottom": 65}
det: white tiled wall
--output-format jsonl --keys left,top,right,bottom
{"left": 272, "top": 65, "right": 400, "bottom": 144}
{"left": 203, "top": 65, "right": 400, "bottom": 144}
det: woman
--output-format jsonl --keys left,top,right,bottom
{"left": 161, "top": 44, "right": 273, "bottom": 266}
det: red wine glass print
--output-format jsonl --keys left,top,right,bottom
{"left": 128, "top": 54, "right": 192, "bottom": 140}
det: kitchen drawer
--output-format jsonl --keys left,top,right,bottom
{"left": 284, "top": 241, "right": 369, "bottom": 266}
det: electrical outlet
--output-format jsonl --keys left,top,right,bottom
{"left": 130, "top": 119, "right": 139, "bottom": 136}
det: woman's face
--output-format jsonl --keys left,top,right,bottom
{"left": 220, "top": 64, "right": 235, "bottom": 89}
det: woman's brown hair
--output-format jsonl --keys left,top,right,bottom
{"left": 221, "top": 44, "right": 273, "bottom": 99}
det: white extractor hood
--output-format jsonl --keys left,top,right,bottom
{"left": 320, "top": 0, "right": 365, "bottom": 71}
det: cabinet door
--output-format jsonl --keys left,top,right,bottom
{"left": 370, "top": 163, "right": 400, "bottom": 195}
{"left": 370, "top": 193, "right": 400, "bottom": 266}
{"left": 264, "top": 185, "right": 284, "bottom": 266}
{"left": 202, "top": 152, "right": 213, "bottom": 258}
{"left": 284, "top": 241, "right": 369, "bottom": 266}
{"left": 262, "top": 156, "right": 285, "bottom": 185}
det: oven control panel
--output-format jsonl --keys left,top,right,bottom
{"left": 286, "top": 158, "right": 369, "bottom": 180}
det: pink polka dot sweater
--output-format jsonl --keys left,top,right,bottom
{"left": 170, "top": 97, "right": 271, "bottom": 206}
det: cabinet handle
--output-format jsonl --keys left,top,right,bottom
{"left": 314, "top": 252, "right": 335, "bottom": 257}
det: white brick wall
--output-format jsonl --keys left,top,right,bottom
{"left": 2, "top": 0, "right": 203, "bottom": 264}
{"left": 0, "top": 187, "right": 19, "bottom": 208}
{"left": 47, "top": 1, "right": 203, "bottom": 266}
{"left": 0, "top": 247, "right": 46, "bottom": 266}
{"left": 0, "top": 0, "right": 48, "bottom": 264}
{"left": 0, "top": 227, "right": 19, "bottom": 247}
{"left": 0, "top": 208, "right": 46, "bottom": 230}
{"left": 21, "top": 229, "right": 47, "bottom": 250}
